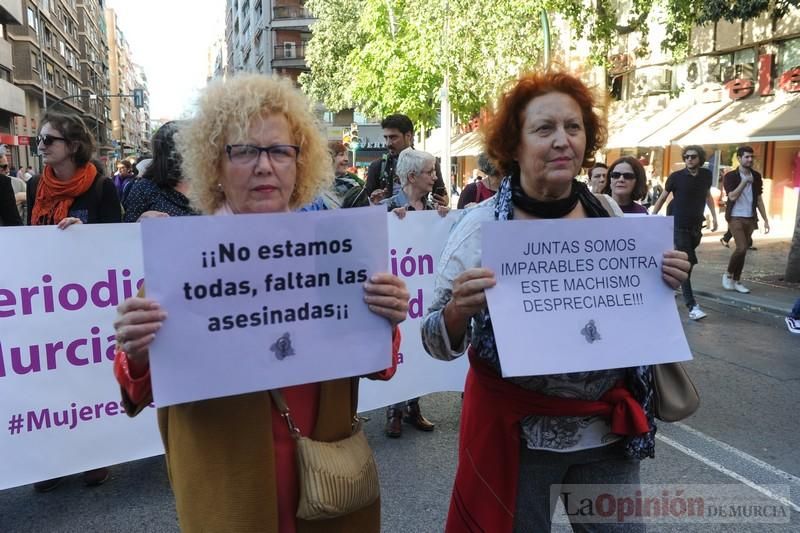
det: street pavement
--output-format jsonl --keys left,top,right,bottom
{"left": 0, "top": 235, "right": 798, "bottom": 532}
{"left": 688, "top": 231, "right": 798, "bottom": 318}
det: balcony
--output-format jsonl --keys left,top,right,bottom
{"left": 271, "top": 4, "right": 313, "bottom": 29}
{"left": 272, "top": 42, "right": 306, "bottom": 68}
{"left": 273, "top": 5, "right": 311, "bottom": 19}
{"left": 0, "top": 78, "right": 25, "bottom": 115}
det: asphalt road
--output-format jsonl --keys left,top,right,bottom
{"left": 1, "top": 297, "right": 798, "bottom": 532}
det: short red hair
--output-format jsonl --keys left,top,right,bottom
{"left": 328, "top": 140, "right": 347, "bottom": 156}
{"left": 483, "top": 71, "right": 606, "bottom": 176}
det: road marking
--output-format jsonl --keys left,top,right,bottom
{"left": 656, "top": 434, "right": 800, "bottom": 513}
{"left": 674, "top": 421, "right": 800, "bottom": 485}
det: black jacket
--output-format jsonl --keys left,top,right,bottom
{"left": 0, "top": 174, "right": 22, "bottom": 226}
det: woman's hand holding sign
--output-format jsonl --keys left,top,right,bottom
{"left": 443, "top": 268, "right": 497, "bottom": 347}
{"left": 363, "top": 273, "right": 410, "bottom": 327}
{"left": 114, "top": 297, "right": 167, "bottom": 369}
{"left": 661, "top": 250, "right": 690, "bottom": 289}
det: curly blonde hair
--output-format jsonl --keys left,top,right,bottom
{"left": 179, "top": 74, "right": 331, "bottom": 214}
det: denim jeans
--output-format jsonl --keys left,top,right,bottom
{"left": 674, "top": 225, "right": 702, "bottom": 309}
{"left": 388, "top": 398, "right": 419, "bottom": 413}
{"left": 513, "top": 443, "right": 643, "bottom": 533}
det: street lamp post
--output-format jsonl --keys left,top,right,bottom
{"left": 440, "top": 0, "right": 451, "bottom": 198}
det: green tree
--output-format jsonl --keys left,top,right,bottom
{"left": 299, "top": 0, "right": 361, "bottom": 113}
{"left": 302, "top": 0, "right": 546, "bottom": 128}
{"left": 302, "top": 0, "right": 797, "bottom": 121}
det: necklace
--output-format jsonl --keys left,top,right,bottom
{"left": 510, "top": 174, "right": 579, "bottom": 219}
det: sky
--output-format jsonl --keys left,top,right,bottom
{"left": 105, "top": 0, "right": 225, "bottom": 120}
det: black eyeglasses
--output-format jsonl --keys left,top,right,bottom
{"left": 37, "top": 134, "right": 68, "bottom": 146}
{"left": 683, "top": 154, "right": 699, "bottom": 160}
{"left": 225, "top": 144, "right": 300, "bottom": 166}
{"left": 610, "top": 171, "right": 636, "bottom": 180}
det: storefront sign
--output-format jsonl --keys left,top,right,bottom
{"left": 725, "top": 78, "right": 754, "bottom": 100}
{"left": 779, "top": 67, "right": 800, "bottom": 93}
{"left": 725, "top": 54, "right": 798, "bottom": 99}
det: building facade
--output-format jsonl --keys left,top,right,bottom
{"left": 224, "top": 0, "right": 312, "bottom": 82}
{"left": 7, "top": 0, "right": 98, "bottom": 172}
{"left": 0, "top": 1, "right": 28, "bottom": 169}
{"left": 603, "top": 5, "right": 800, "bottom": 228}
{"left": 133, "top": 63, "right": 150, "bottom": 153}
{"left": 105, "top": 7, "right": 149, "bottom": 160}
{"left": 77, "top": 0, "right": 111, "bottom": 161}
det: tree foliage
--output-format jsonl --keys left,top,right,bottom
{"left": 301, "top": 0, "right": 795, "bottom": 125}
{"left": 301, "top": 0, "right": 546, "bottom": 129}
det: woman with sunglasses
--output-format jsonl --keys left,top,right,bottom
{"left": 602, "top": 156, "right": 649, "bottom": 215}
{"left": 26, "top": 112, "right": 120, "bottom": 491}
{"left": 27, "top": 111, "right": 121, "bottom": 228}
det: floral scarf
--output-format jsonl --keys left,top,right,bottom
{"left": 475, "top": 176, "right": 656, "bottom": 459}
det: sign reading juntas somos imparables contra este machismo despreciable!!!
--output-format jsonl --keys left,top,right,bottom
{"left": 483, "top": 216, "right": 692, "bottom": 378}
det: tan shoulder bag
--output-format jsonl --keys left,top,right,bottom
{"left": 269, "top": 389, "right": 380, "bottom": 520}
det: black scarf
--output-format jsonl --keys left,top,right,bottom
{"left": 510, "top": 172, "right": 609, "bottom": 219}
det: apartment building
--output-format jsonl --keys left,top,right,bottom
{"left": 105, "top": 7, "right": 149, "bottom": 159}
{"left": 224, "top": 0, "right": 312, "bottom": 82}
{"left": 7, "top": 0, "right": 91, "bottom": 171}
{"left": 133, "top": 63, "right": 149, "bottom": 152}
{"left": 0, "top": 1, "right": 28, "bottom": 169}
{"left": 77, "top": 0, "right": 111, "bottom": 157}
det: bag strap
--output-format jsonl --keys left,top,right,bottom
{"left": 270, "top": 385, "right": 361, "bottom": 438}
{"left": 268, "top": 389, "right": 302, "bottom": 439}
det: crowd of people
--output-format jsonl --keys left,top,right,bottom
{"left": 0, "top": 68, "right": 793, "bottom": 532}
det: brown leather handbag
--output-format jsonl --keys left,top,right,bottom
{"left": 652, "top": 362, "right": 700, "bottom": 422}
{"left": 269, "top": 390, "right": 380, "bottom": 520}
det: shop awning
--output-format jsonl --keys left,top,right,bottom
{"left": 637, "top": 100, "right": 732, "bottom": 147}
{"left": 605, "top": 100, "right": 672, "bottom": 149}
{"left": 450, "top": 131, "right": 483, "bottom": 157}
{"left": 427, "top": 131, "right": 483, "bottom": 158}
{"left": 673, "top": 95, "right": 800, "bottom": 146}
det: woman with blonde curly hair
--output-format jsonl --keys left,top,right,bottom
{"left": 112, "top": 74, "right": 408, "bottom": 532}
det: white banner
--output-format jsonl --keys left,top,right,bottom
{"left": 0, "top": 214, "right": 465, "bottom": 489}
{"left": 483, "top": 216, "right": 692, "bottom": 377}
{"left": 358, "top": 211, "right": 469, "bottom": 411}
{"left": 0, "top": 224, "right": 161, "bottom": 490}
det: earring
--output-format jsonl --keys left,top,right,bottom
{"left": 216, "top": 183, "right": 223, "bottom": 191}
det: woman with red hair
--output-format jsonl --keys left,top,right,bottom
{"left": 421, "top": 71, "right": 691, "bottom": 532}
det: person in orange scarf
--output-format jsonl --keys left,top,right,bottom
{"left": 26, "top": 111, "right": 121, "bottom": 492}
{"left": 27, "top": 111, "right": 121, "bottom": 228}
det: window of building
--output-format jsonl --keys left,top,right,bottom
{"left": 59, "top": 40, "right": 65, "bottom": 57}
{"left": 31, "top": 52, "right": 39, "bottom": 72}
{"left": 27, "top": 7, "right": 38, "bottom": 32}
{"left": 712, "top": 48, "right": 757, "bottom": 83}
{"left": 780, "top": 38, "right": 800, "bottom": 70}
{"left": 608, "top": 72, "right": 632, "bottom": 101}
